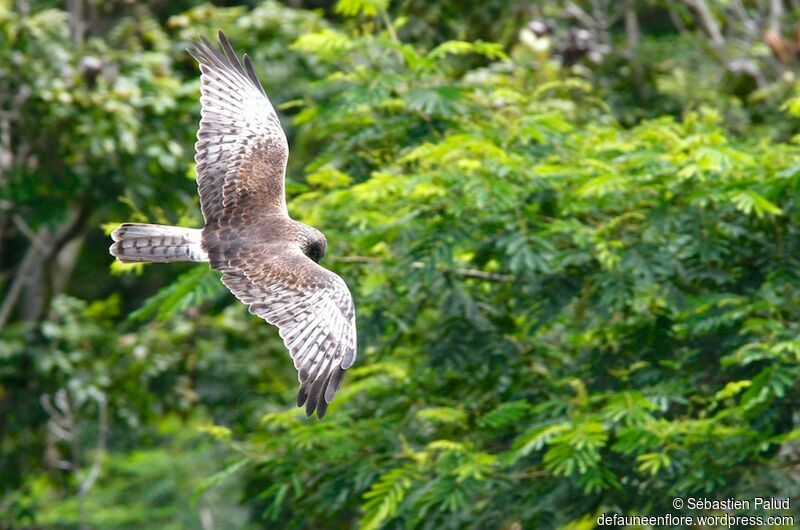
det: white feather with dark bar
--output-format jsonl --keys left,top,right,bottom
{"left": 110, "top": 223, "right": 208, "bottom": 263}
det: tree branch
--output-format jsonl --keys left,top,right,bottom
{"left": 67, "top": 0, "right": 84, "bottom": 45}
{"left": 682, "top": 0, "right": 726, "bottom": 58}
{"left": 768, "top": 0, "right": 784, "bottom": 35}
{"left": 666, "top": 1, "right": 687, "bottom": 33}
{"left": 0, "top": 231, "right": 43, "bottom": 330}
{"left": 730, "top": 0, "right": 758, "bottom": 39}
{"left": 78, "top": 392, "right": 108, "bottom": 497}
{"left": 681, "top": 0, "right": 766, "bottom": 86}
{"left": 0, "top": 203, "right": 90, "bottom": 331}
{"left": 624, "top": 2, "right": 644, "bottom": 101}
{"left": 564, "top": 2, "right": 596, "bottom": 29}
{"left": 330, "top": 256, "right": 514, "bottom": 282}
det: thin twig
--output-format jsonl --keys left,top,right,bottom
{"left": 78, "top": 392, "right": 108, "bottom": 497}
{"left": 624, "top": 1, "right": 644, "bottom": 99}
{"left": 730, "top": 0, "right": 758, "bottom": 39}
{"left": 12, "top": 214, "right": 47, "bottom": 250}
{"left": 0, "top": 204, "right": 90, "bottom": 331}
{"left": 768, "top": 0, "right": 784, "bottom": 35}
{"left": 0, "top": 233, "right": 42, "bottom": 330}
{"left": 449, "top": 266, "right": 514, "bottom": 283}
{"left": 624, "top": 3, "right": 640, "bottom": 56}
{"left": 565, "top": 2, "right": 596, "bottom": 29}
{"left": 329, "top": 255, "right": 514, "bottom": 282}
{"left": 682, "top": 0, "right": 726, "bottom": 57}
{"left": 378, "top": 7, "right": 404, "bottom": 66}
{"left": 589, "top": 0, "right": 611, "bottom": 45}
{"left": 665, "top": 1, "right": 687, "bottom": 33}
{"left": 66, "top": 0, "right": 84, "bottom": 45}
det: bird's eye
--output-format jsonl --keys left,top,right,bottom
{"left": 307, "top": 242, "right": 322, "bottom": 262}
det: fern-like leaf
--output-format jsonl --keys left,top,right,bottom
{"left": 129, "top": 267, "right": 222, "bottom": 322}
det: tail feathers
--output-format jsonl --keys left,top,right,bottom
{"left": 110, "top": 223, "right": 208, "bottom": 263}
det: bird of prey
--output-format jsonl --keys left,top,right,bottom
{"left": 109, "top": 31, "right": 356, "bottom": 419}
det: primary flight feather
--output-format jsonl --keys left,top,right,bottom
{"left": 109, "top": 31, "right": 357, "bottom": 419}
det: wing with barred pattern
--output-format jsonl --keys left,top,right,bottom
{"left": 218, "top": 245, "right": 357, "bottom": 419}
{"left": 188, "top": 31, "right": 289, "bottom": 223}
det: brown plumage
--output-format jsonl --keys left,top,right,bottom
{"left": 109, "top": 31, "right": 356, "bottom": 419}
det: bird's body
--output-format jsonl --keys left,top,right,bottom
{"left": 110, "top": 32, "right": 356, "bottom": 419}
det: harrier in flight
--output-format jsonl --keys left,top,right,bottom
{"left": 109, "top": 32, "right": 356, "bottom": 419}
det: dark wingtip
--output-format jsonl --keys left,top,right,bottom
{"left": 324, "top": 368, "right": 345, "bottom": 403}
{"left": 296, "top": 384, "right": 309, "bottom": 408}
{"left": 199, "top": 34, "right": 214, "bottom": 50}
{"left": 186, "top": 47, "right": 205, "bottom": 69}
{"left": 243, "top": 54, "right": 267, "bottom": 96}
{"left": 305, "top": 392, "right": 317, "bottom": 417}
{"left": 217, "top": 30, "right": 246, "bottom": 74}
{"left": 298, "top": 371, "right": 338, "bottom": 420}
{"left": 188, "top": 35, "right": 215, "bottom": 67}
{"left": 187, "top": 31, "right": 266, "bottom": 96}
{"left": 316, "top": 396, "right": 329, "bottom": 419}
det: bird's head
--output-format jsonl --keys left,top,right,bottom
{"left": 301, "top": 225, "right": 327, "bottom": 263}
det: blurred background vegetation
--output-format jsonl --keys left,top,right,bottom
{"left": 2, "top": 0, "right": 800, "bottom": 528}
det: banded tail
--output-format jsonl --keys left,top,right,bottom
{"left": 109, "top": 223, "right": 208, "bottom": 263}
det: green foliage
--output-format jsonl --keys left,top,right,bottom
{"left": 3, "top": 1, "right": 800, "bottom": 529}
{"left": 13, "top": 416, "right": 256, "bottom": 530}
{"left": 128, "top": 267, "right": 222, "bottom": 322}
{"left": 229, "top": 5, "right": 800, "bottom": 527}
{"left": 336, "top": 0, "right": 389, "bottom": 18}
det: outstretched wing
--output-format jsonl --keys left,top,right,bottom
{"left": 217, "top": 246, "right": 357, "bottom": 419}
{"left": 188, "top": 31, "right": 288, "bottom": 224}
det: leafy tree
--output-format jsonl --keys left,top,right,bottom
{"left": 219, "top": 7, "right": 800, "bottom": 527}
{"left": 2, "top": 1, "right": 800, "bottom": 529}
